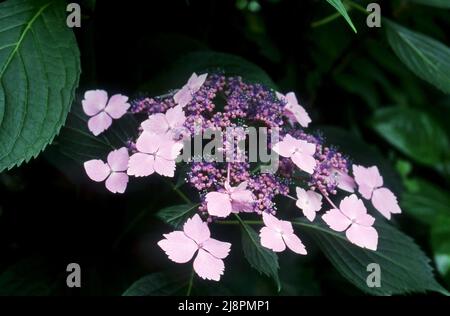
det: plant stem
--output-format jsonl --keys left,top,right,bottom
{"left": 186, "top": 269, "right": 194, "bottom": 296}
{"left": 344, "top": 0, "right": 369, "bottom": 15}
{"left": 165, "top": 179, "right": 192, "bottom": 204}
{"left": 311, "top": 11, "right": 342, "bottom": 28}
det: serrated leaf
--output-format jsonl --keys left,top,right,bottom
{"left": 122, "top": 272, "right": 189, "bottom": 296}
{"left": 385, "top": 21, "right": 450, "bottom": 94}
{"left": 0, "top": 0, "right": 80, "bottom": 171}
{"left": 325, "top": 0, "right": 357, "bottom": 33}
{"left": 156, "top": 204, "right": 199, "bottom": 229}
{"left": 237, "top": 216, "right": 281, "bottom": 291}
{"left": 296, "top": 219, "right": 447, "bottom": 295}
{"left": 371, "top": 107, "right": 450, "bottom": 167}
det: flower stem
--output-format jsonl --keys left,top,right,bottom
{"left": 344, "top": 0, "right": 369, "bottom": 15}
{"left": 311, "top": 11, "right": 342, "bottom": 28}
{"left": 320, "top": 189, "right": 339, "bottom": 210}
{"left": 165, "top": 179, "right": 192, "bottom": 204}
{"left": 186, "top": 269, "right": 194, "bottom": 296}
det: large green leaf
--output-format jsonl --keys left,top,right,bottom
{"left": 385, "top": 21, "right": 450, "bottom": 94}
{"left": 156, "top": 204, "right": 199, "bottom": 229}
{"left": 237, "top": 215, "right": 281, "bottom": 291}
{"left": 295, "top": 219, "right": 446, "bottom": 295}
{"left": 431, "top": 215, "right": 450, "bottom": 287}
{"left": 371, "top": 107, "right": 449, "bottom": 167}
{"left": 0, "top": 0, "right": 80, "bottom": 171}
{"left": 325, "top": 0, "right": 357, "bottom": 33}
{"left": 406, "top": 0, "right": 450, "bottom": 9}
{"left": 122, "top": 272, "right": 189, "bottom": 296}
{"left": 402, "top": 178, "right": 450, "bottom": 226}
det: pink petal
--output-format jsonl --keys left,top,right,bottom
{"left": 230, "top": 189, "right": 254, "bottom": 205}
{"left": 279, "top": 219, "right": 294, "bottom": 235}
{"left": 141, "top": 113, "right": 169, "bottom": 135}
{"left": 295, "top": 188, "right": 322, "bottom": 222}
{"left": 285, "top": 92, "right": 298, "bottom": 105}
{"left": 187, "top": 73, "right": 208, "bottom": 93}
{"left": 346, "top": 224, "right": 378, "bottom": 251}
{"left": 153, "top": 156, "right": 176, "bottom": 177}
{"left": 84, "top": 159, "right": 110, "bottom": 182}
{"left": 165, "top": 105, "right": 186, "bottom": 129}
{"left": 183, "top": 214, "right": 210, "bottom": 244}
{"left": 352, "top": 165, "right": 383, "bottom": 199}
{"left": 322, "top": 209, "right": 351, "bottom": 232}
{"left": 339, "top": 194, "right": 368, "bottom": 221}
{"left": 298, "top": 140, "right": 316, "bottom": 156}
{"left": 107, "top": 147, "right": 129, "bottom": 172}
{"left": 193, "top": 249, "right": 224, "bottom": 281}
{"left": 87, "top": 112, "right": 112, "bottom": 136}
{"left": 291, "top": 152, "right": 316, "bottom": 174}
{"left": 335, "top": 171, "right": 356, "bottom": 193}
{"left": 127, "top": 153, "right": 155, "bottom": 177}
{"left": 82, "top": 90, "right": 108, "bottom": 116}
{"left": 157, "top": 231, "right": 198, "bottom": 263}
{"left": 173, "top": 86, "right": 192, "bottom": 107}
{"left": 135, "top": 132, "right": 161, "bottom": 154}
{"left": 157, "top": 140, "right": 183, "bottom": 161}
{"left": 272, "top": 134, "right": 297, "bottom": 157}
{"left": 205, "top": 192, "right": 232, "bottom": 218}
{"left": 285, "top": 103, "right": 311, "bottom": 128}
{"left": 259, "top": 227, "right": 286, "bottom": 252}
{"left": 371, "top": 187, "right": 402, "bottom": 220}
{"left": 202, "top": 238, "right": 231, "bottom": 259}
{"left": 105, "top": 172, "right": 128, "bottom": 194}
{"left": 283, "top": 233, "right": 307, "bottom": 255}
{"left": 262, "top": 212, "right": 282, "bottom": 231}
{"left": 104, "top": 94, "right": 130, "bottom": 119}
{"left": 355, "top": 213, "right": 376, "bottom": 227}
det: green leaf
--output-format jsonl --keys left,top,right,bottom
{"left": 371, "top": 107, "right": 449, "bottom": 167}
{"left": 156, "top": 204, "right": 199, "bottom": 229}
{"left": 122, "top": 272, "right": 189, "bottom": 296}
{"left": 296, "top": 220, "right": 446, "bottom": 295}
{"left": 385, "top": 21, "right": 450, "bottom": 94}
{"left": 402, "top": 178, "right": 450, "bottom": 226}
{"left": 236, "top": 215, "right": 281, "bottom": 291}
{"left": 431, "top": 215, "right": 450, "bottom": 287}
{"left": 0, "top": 0, "right": 80, "bottom": 171}
{"left": 325, "top": 0, "right": 357, "bottom": 33}
{"left": 406, "top": 0, "right": 450, "bottom": 9}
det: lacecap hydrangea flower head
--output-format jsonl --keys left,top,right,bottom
{"left": 81, "top": 72, "right": 402, "bottom": 282}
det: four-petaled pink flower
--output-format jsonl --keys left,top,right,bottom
{"left": 82, "top": 90, "right": 130, "bottom": 136}
{"left": 276, "top": 91, "right": 311, "bottom": 128}
{"left": 352, "top": 165, "right": 401, "bottom": 220}
{"left": 127, "top": 132, "right": 183, "bottom": 178}
{"left": 205, "top": 181, "right": 255, "bottom": 218}
{"left": 322, "top": 194, "right": 378, "bottom": 251}
{"left": 158, "top": 214, "right": 231, "bottom": 281}
{"left": 259, "top": 213, "right": 307, "bottom": 254}
{"left": 141, "top": 105, "right": 186, "bottom": 139}
{"left": 84, "top": 147, "right": 129, "bottom": 194}
{"left": 295, "top": 187, "right": 322, "bottom": 221}
{"left": 174, "top": 73, "right": 208, "bottom": 107}
{"left": 273, "top": 134, "right": 316, "bottom": 174}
